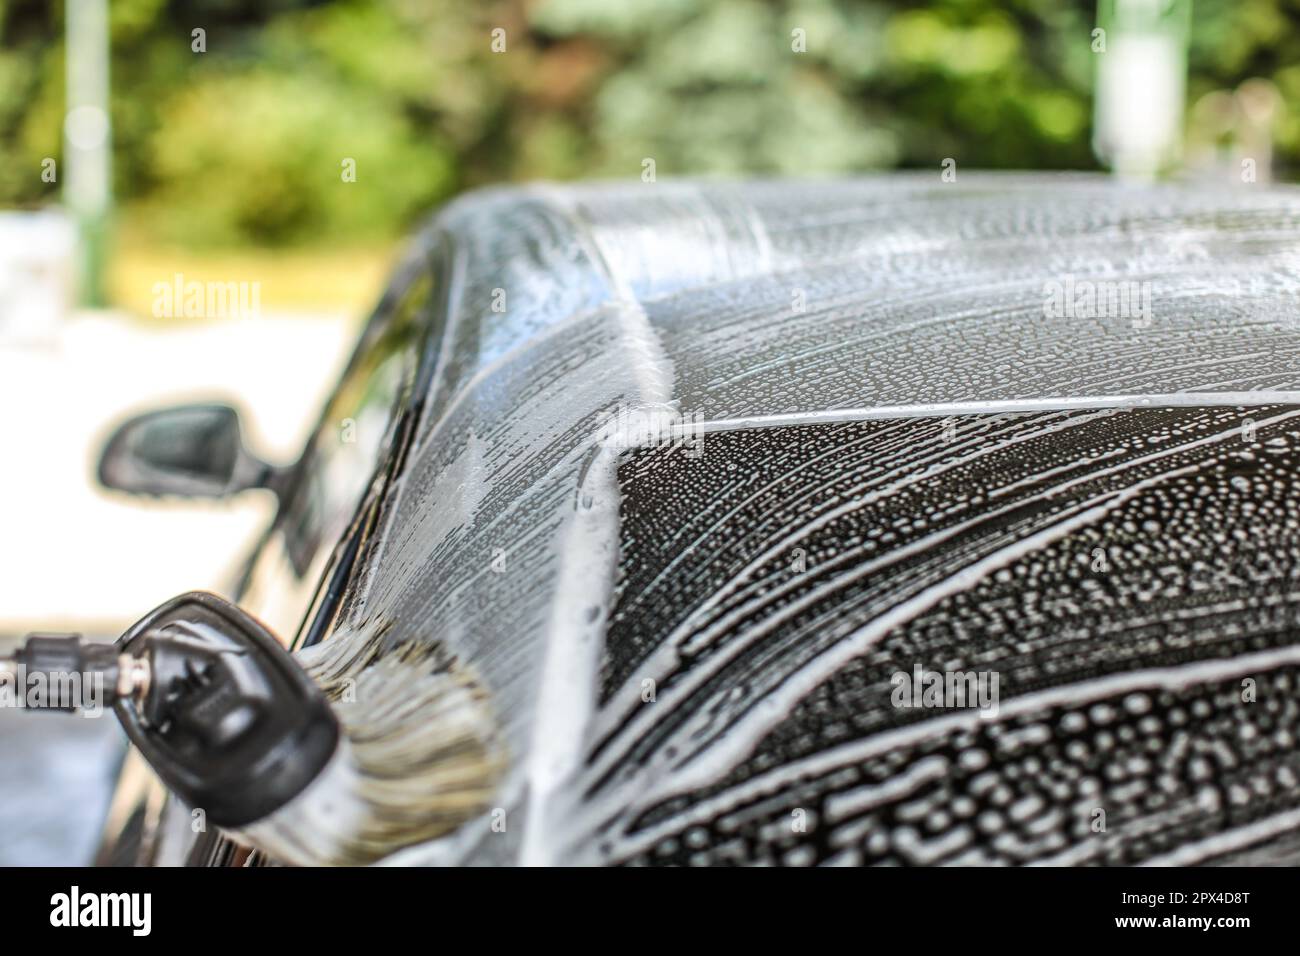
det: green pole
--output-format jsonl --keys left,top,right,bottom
{"left": 1093, "top": 0, "right": 1192, "bottom": 179}
{"left": 64, "top": 0, "right": 112, "bottom": 307}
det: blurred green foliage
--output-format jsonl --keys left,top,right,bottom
{"left": 0, "top": 0, "right": 1297, "bottom": 248}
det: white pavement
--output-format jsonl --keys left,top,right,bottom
{"left": 0, "top": 311, "right": 355, "bottom": 634}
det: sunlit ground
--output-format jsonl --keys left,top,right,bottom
{"left": 0, "top": 240, "right": 393, "bottom": 634}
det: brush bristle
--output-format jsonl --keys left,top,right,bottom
{"left": 227, "top": 628, "right": 503, "bottom": 866}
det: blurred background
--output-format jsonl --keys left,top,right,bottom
{"left": 1, "top": 0, "right": 1298, "bottom": 864}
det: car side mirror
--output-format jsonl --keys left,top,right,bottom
{"left": 97, "top": 403, "right": 282, "bottom": 499}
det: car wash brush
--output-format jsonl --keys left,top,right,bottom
{"left": 0, "top": 591, "right": 501, "bottom": 866}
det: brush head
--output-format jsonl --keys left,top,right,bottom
{"left": 112, "top": 592, "right": 342, "bottom": 829}
{"left": 95, "top": 593, "right": 500, "bottom": 865}
{"left": 226, "top": 627, "right": 503, "bottom": 866}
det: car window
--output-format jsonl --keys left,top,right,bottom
{"left": 234, "top": 254, "right": 434, "bottom": 636}
{"left": 279, "top": 269, "right": 430, "bottom": 576}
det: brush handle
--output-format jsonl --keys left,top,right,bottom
{"left": 0, "top": 634, "right": 142, "bottom": 710}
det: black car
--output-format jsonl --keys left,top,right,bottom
{"left": 93, "top": 174, "right": 1300, "bottom": 866}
